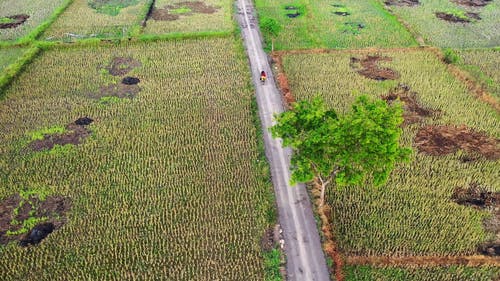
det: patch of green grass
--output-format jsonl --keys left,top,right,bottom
{"left": 263, "top": 248, "right": 282, "bottom": 281}
{"left": 0, "top": 17, "right": 15, "bottom": 24}
{"left": 442, "top": 8, "right": 469, "bottom": 21}
{"left": 88, "top": 0, "right": 140, "bottom": 16}
{"left": 345, "top": 265, "right": 500, "bottom": 281}
{"left": 169, "top": 7, "right": 192, "bottom": 14}
{"left": 29, "top": 126, "right": 66, "bottom": 141}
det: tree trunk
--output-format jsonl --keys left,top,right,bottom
{"left": 320, "top": 182, "right": 326, "bottom": 207}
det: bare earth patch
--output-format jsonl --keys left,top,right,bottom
{"left": 30, "top": 118, "right": 93, "bottom": 151}
{"left": 435, "top": 12, "right": 481, "bottom": 23}
{"left": 382, "top": 83, "right": 439, "bottom": 125}
{"left": 150, "top": 1, "right": 219, "bottom": 21}
{"left": 95, "top": 83, "right": 140, "bottom": 99}
{"left": 384, "top": 0, "right": 420, "bottom": 7}
{"left": 350, "top": 55, "right": 399, "bottom": 81}
{"left": 453, "top": 0, "right": 492, "bottom": 7}
{"left": 105, "top": 57, "right": 142, "bottom": 76}
{"left": 0, "top": 14, "right": 29, "bottom": 29}
{"left": 0, "top": 194, "right": 71, "bottom": 246}
{"left": 414, "top": 125, "right": 499, "bottom": 160}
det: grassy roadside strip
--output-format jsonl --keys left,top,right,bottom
{"left": 0, "top": 47, "right": 40, "bottom": 98}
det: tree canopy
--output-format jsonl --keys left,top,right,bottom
{"left": 270, "top": 95, "right": 411, "bottom": 205}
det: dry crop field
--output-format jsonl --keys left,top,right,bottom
{"left": 275, "top": 48, "right": 500, "bottom": 280}
{"left": 143, "top": 0, "right": 233, "bottom": 35}
{"left": 0, "top": 38, "right": 274, "bottom": 280}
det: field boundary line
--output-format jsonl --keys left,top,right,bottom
{"left": 0, "top": 47, "right": 41, "bottom": 98}
{"left": 346, "top": 255, "right": 500, "bottom": 267}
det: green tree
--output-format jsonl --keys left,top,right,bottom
{"left": 270, "top": 96, "right": 411, "bottom": 206}
{"left": 260, "top": 17, "right": 282, "bottom": 52}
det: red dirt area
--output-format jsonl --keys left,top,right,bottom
{"left": 350, "top": 56, "right": 399, "bottom": 81}
{"left": 414, "top": 125, "right": 499, "bottom": 160}
{"left": 435, "top": 12, "right": 481, "bottom": 23}
{"left": 150, "top": 1, "right": 219, "bottom": 21}
{"left": 0, "top": 194, "right": 70, "bottom": 246}
{"left": 382, "top": 84, "right": 439, "bottom": 125}
{"left": 453, "top": 0, "right": 492, "bottom": 7}
{"left": 385, "top": 0, "right": 420, "bottom": 7}
{"left": 30, "top": 117, "right": 93, "bottom": 151}
{"left": 0, "top": 14, "right": 29, "bottom": 29}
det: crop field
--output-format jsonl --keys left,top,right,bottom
{"left": 456, "top": 48, "right": 500, "bottom": 97}
{"left": 0, "top": 37, "right": 273, "bottom": 280}
{"left": 0, "top": 47, "right": 27, "bottom": 72}
{"left": 281, "top": 49, "right": 499, "bottom": 255}
{"left": 143, "top": 0, "right": 233, "bottom": 35}
{"left": 255, "top": 0, "right": 417, "bottom": 50}
{"left": 42, "top": 0, "right": 150, "bottom": 41}
{"left": 0, "top": 0, "right": 67, "bottom": 41}
{"left": 383, "top": 0, "right": 500, "bottom": 48}
{"left": 345, "top": 265, "right": 500, "bottom": 281}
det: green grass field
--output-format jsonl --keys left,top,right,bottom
{"left": 281, "top": 49, "right": 499, "bottom": 256}
{"left": 384, "top": 0, "right": 500, "bottom": 48}
{"left": 345, "top": 265, "right": 500, "bottom": 281}
{"left": 42, "top": 0, "right": 150, "bottom": 41}
{"left": 0, "top": 0, "right": 67, "bottom": 41}
{"left": 456, "top": 48, "right": 500, "bottom": 97}
{"left": 255, "top": 0, "right": 417, "bottom": 50}
{"left": 143, "top": 0, "right": 233, "bottom": 35}
{"left": 0, "top": 37, "right": 273, "bottom": 280}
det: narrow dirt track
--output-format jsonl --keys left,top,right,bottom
{"left": 235, "top": 0, "right": 330, "bottom": 280}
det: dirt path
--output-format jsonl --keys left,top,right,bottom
{"left": 235, "top": 0, "right": 330, "bottom": 280}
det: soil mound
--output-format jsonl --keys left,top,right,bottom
{"left": 385, "top": 0, "right": 419, "bottom": 6}
{"left": 151, "top": 1, "right": 219, "bottom": 21}
{"left": 75, "top": 117, "right": 93, "bottom": 126}
{"left": 452, "top": 183, "right": 499, "bottom": 208}
{"left": 106, "top": 57, "right": 141, "bottom": 76}
{"left": 30, "top": 119, "right": 93, "bottom": 152}
{"left": 414, "top": 125, "right": 499, "bottom": 160}
{"left": 435, "top": 12, "right": 480, "bottom": 23}
{"left": 453, "top": 0, "right": 492, "bottom": 7}
{"left": 0, "top": 194, "right": 70, "bottom": 246}
{"left": 350, "top": 55, "right": 399, "bottom": 81}
{"left": 382, "top": 84, "right": 438, "bottom": 125}
{"left": 19, "top": 223, "right": 54, "bottom": 246}
{"left": 122, "top": 76, "right": 140, "bottom": 85}
{"left": 0, "top": 14, "right": 29, "bottom": 29}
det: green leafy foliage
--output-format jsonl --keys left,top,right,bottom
{"left": 443, "top": 48, "right": 460, "bottom": 64}
{"left": 263, "top": 248, "right": 282, "bottom": 281}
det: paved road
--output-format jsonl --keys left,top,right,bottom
{"left": 235, "top": 1, "right": 330, "bottom": 280}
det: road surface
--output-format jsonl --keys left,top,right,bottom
{"left": 235, "top": 0, "right": 331, "bottom": 280}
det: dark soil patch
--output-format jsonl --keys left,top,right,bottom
{"left": 261, "top": 227, "right": 276, "bottom": 251}
{"left": 30, "top": 119, "right": 93, "bottom": 152}
{"left": 122, "top": 76, "right": 140, "bottom": 85}
{"left": 350, "top": 55, "right": 399, "bottom": 81}
{"left": 150, "top": 1, "right": 219, "bottom": 21}
{"left": 19, "top": 223, "right": 54, "bottom": 246}
{"left": 478, "top": 242, "right": 500, "bottom": 256}
{"left": 96, "top": 83, "right": 140, "bottom": 98}
{"left": 105, "top": 57, "right": 141, "bottom": 76}
{"left": 414, "top": 125, "right": 500, "bottom": 160}
{"left": 286, "top": 12, "right": 301, "bottom": 18}
{"left": 75, "top": 116, "right": 93, "bottom": 126}
{"left": 0, "top": 194, "right": 71, "bottom": 246}
{"left": 334, "top": 11, "right": 350, "bottom": 16}
{"left": 453, "top": 0, "right": 492, "bottom": 7}
{"left": 382, "top": 83, "right": 439, "bottom": 125}
{"left": 452, "top": 183, "right": 499, "bottom": 208}
{"left": 0, "top": 14, "right": 29, "bottom": 29}
{"left": 435, "top": 12, "right": 480, "bottom": 23}
{"left": 384, "top": 0, "right": 419, "bottom": 6}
